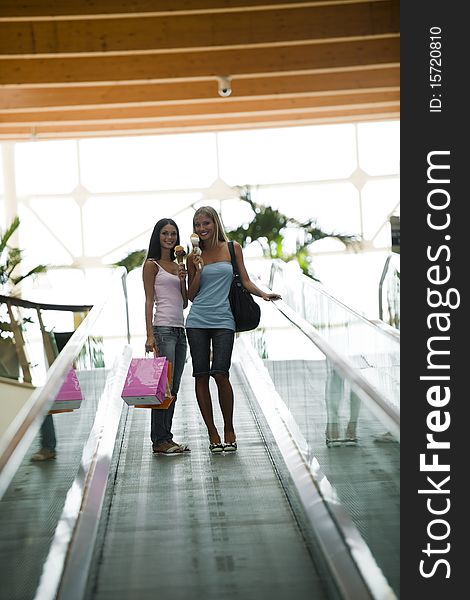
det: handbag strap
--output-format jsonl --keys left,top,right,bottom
{"left": 228, "top": 241, "right": 239, "bottom": 276}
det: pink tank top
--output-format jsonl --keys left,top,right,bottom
{"left": 152, "top": 264, "right": 184, "bottom": 327}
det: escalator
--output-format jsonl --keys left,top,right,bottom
{"left": 0, "top": 266, "right": 399, "bottom": 600}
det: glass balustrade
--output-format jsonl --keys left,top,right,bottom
{"left": 0, "top": 268, "right": 130, "bottom": 600}
{"left": 0, "top": 264, "right": 399, "bottom": 599}
{"left": 238, "top": 296, "right": 399, "bottom": 598}
{"left": 269, "top": 260, "right": 400, "bottom": 417}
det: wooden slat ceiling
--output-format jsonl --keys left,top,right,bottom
{"left": 0, "top": 0, "right": 400, "bottom": 140}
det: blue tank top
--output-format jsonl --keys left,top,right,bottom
{"left": 186, "top": 261, "right": 235, "bottom": 330}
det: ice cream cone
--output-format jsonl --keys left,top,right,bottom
{"left": 174, "top": 245, "right": 186, "bottom": 264}
{"left": 190, "top": 234, "right": 202, "bottom": 269}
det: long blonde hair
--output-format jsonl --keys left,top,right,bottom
{"left": 193, "top": 206, "right": 228, "bottom": 248}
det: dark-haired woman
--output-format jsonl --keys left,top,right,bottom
{"left": 143, "top": 218, "right": 189, "bottom": 455}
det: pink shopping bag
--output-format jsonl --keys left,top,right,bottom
{"left": 121, "top": 356, "right": 169, "bottom": 407}
{"left": 50, "top": 368, "right": 83, "bottom": 414}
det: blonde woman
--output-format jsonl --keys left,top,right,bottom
{"left": 186, "top": 206, "right": 281, "bottom": 453}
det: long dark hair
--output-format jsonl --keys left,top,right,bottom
{"left": 147, "top": 218, "right": 180, "bottom": 261}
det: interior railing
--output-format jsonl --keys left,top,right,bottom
{"left": 0, "top": 267, "right": 132, "bottom": 600}
{"left": 269, "top": 259, "right": 399, "bottom": 417}
{"left": 0, "top": 268, "right": 130, "bottom": 495}
{"left": 0, "top": 264, "right": 399, "bottom": 600}
{"left": 237, "top": 280, "right": 400, "bottom": 598}
{"left": 0, "top": 293, "right": 93, "bottom": 386}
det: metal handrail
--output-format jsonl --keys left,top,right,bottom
{"left": 271, "top": 297, "right": 399, "bottom": 435}
{"left": 250, "top": 272, "right": 399, "bottom": 437}
{"left": 36, "top": 346, "right": 132, "bottom": 600}
{"left": 0, "top": 267, "right": 127, "bottom": 499}
{"left": 235, "top": 339, "right": 397, "bottom": 600}
{"left": 0, "top": 294, "right": 93, "bottom": 313}
{"left": 269, "top": 259, "right": 399, "bottom": 338}
{"left": 0, "top": 293, "right": 93, "bottom": 383}
{"left": 242, "top": 277, "right": 400, "bottom": 598}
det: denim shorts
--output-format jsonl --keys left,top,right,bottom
{"left": 186, "top": 328, "right": 235, "bottom": 377}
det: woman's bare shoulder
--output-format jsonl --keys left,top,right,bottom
{"left": 144, "top": 258, "right": 159, "bottom": 271}
{"left": 232, "top": 240, "right": 243, "bottom": 254}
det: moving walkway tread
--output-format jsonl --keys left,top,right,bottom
{"left": 85, "top": 369, "right": 330, "bottom": 600}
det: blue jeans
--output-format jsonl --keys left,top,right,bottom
{"left": 40, "top": 414, "right": 56, "bottom": 451}
{"left": 151, "top": 326, "right": 187, "bottom": 445}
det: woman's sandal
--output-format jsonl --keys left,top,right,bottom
{"left": 223, "top": 442, "right": 237, "bottom": 452}
{"left": 326, "top": 437, "right": 357, "bottom": 447}
{"left": 209, "top": 442, "right": 224, "bottom": 453}
{"left": 168, "top": 440, "right": 191, "bottom": 452}
{"left": 153, "top": 441, "right": 184, "bottom": 455}
{"left": 325, "top": 438, "right": 342, "bottom": 447}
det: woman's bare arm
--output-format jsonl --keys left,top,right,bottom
{"left": 187, "top": 252, "right": 204, "bottom": 301}
{"left": 143, "top": 260, "right": 158, "bottom": 352}
{"left": 233, "top": 242, "right": 282, "bottom": 301}
{"left": 177, "top": 262, "right": 188, "bottom": 308}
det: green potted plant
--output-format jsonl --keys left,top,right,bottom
{"left": 0, "top": 216, "right": 47, "bottom": 379}
{"left": 226, "top": 186, "right": 359, "bottom": 280}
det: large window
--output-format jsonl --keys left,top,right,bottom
{"left": 1, "top": 121, "right": 399, "bottom": 317}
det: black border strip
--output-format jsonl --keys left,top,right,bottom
{"left": 401, "top": 3, "right": 465, "bottom": 596}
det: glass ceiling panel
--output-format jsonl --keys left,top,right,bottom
{"left": 218, "top": 124, "right": 357, "bottom": 185}
{"left": 29, "top": 196, "right": 82, "bottom": 257}
{"left": 252, "top": 182, "right": 360, "bottom": 236}
{"left": 82, "top": 192, "right": 199, "bottom": 258}
{"left": 361, "top": 179, "right": 400, "bottom": 241}
{"left": 79, "top": 134, "right": 217, "bottom": 193}
{"left": 15, "top": 141, "right": 79, "bottom": 196}
{"left": 18, "top": 203, "right": 75, "bottom": 267}
{"left": 357, "top": 121, "right": 400, "bottom": 176}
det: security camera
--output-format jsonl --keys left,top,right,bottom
{"left": 217, "top": 76, "right": 232, "bottom": 97}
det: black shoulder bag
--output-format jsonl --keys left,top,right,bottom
{"left": 228, "top": 241, "right": 261, "bottom": 332}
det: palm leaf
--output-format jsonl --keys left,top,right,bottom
{"left": 226, "top": 186, "right": 361, "bottom": 281}
{"left": 112, "top": 249, "right": 146, "bottom": 273}
{"left": 1, "top": 217, "right": 48, "bottom": 293}
{"left": 11, "top": 264, "right": 48, "bottom": 286}
{"left": 0, "top": 216, "right": 20, "bottom": 256}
